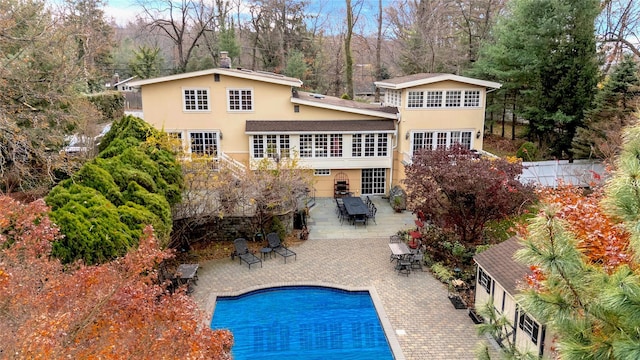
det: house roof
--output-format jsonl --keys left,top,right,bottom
{"left": 114, "top": 76, "right": 137, "bottom": 87}
{"left": 128, "top": 68, "right": 303, "bottom": 88}
{"left": 473, "top": 237, "right": 531, "bottom": 296}
{"left": 246, "top": 120, "right": 396, "bottom": 133}
{"left": 292, "top": 91, "right": 398, "bottom": 119}
{"left": 374, "top": 73, "right": 502, "bottom": 90}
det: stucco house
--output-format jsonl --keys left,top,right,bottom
{"left": 128, "top": 58, "right": 500, "bottom": 197}
{"left": 473, "top": 237, "right": 552, "bottom": 358}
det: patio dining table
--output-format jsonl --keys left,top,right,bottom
{"left": 388, "top": 242, "right": 412, "bottom": 257}
{"left": 342, "top": 196, "right": 368, "bottom": 217}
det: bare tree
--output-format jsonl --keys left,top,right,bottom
{"left": 137, "top": 0, "right": 217, "bottom": 73}
{"left": 598, "top": 0, "right": 640, "bottom": 73}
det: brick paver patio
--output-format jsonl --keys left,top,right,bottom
{"left": 192, "top": 197, "right": 491, "bottom": 359}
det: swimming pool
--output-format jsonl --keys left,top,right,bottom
{"left": 210, "top": 286, "right": 395, "bottom": 360}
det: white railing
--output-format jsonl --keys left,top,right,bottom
{"left": 218, "top": 152, "right": 247, "bottom": 178}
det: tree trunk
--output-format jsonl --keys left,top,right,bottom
{"left": 374, "top": 0, "right": 383, "bottom": 103}
{"left": 511, "top": 92, "right": 517, "bottom": 140}
{"left": 345, "top": 0, "right": 354, "bottom": 100}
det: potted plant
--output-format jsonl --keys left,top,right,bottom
{"left": 392, "top": 196, "right": 403, "bottom": 212}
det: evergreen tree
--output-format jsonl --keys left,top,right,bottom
{"left": 572, "top": 55, "right": 640, "bottom": 160}
{"left": 470, "top": 0, "right": 599, "bottom": 158}
{"left": 284, "top": 49, "right": 307, "bottom": 80}
{"left": 129, "top": 46, "right": 164, "bottom": 79}
{"left": 516, "top": 120, "right": 640, "bottom": 359}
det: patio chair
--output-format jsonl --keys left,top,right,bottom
{"left": 396, "top": 254, "right": 411, "bottom": 276}
{"left": 266, "top": 232, "right": 297, "bottom": 263}
{"left": 410, "top": 251, "right": 423, "bottom": 271}
{"left": 353, "top": 214, "right": 367, "bottom": 228}
{"left": 366, "top": 205, "right": 377, "bottom": 224}
{"left": 233, "top": 238, "right": 262, "bottom": 269}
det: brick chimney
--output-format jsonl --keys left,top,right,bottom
{"left": 220, "top": 51, "right": 231, "bottom": 69}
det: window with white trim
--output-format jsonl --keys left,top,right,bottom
{"left": 314, "top": 169, "right": 331, "bottom": 176}
{"left": 330, "top": 134, "right": 343, "bottom": 157}
{"left": 411, "top": 131, "right": 473, "bottom": 153}
{"left": 478, "top": 268, "right": 492, "bottom": 294}
{"left": 300, "top": 135, "right": 313, "bottom": 157}
{"left": 518, "top": 312, "right": 540, "bottom": 345}
{"left": 425, "top": 91, "right": 443, "bottom": 107}
{"left": 464, "top": 90, "right": 481, "bottom": 107}
{"left": 183, "top": 89, "right": 209, "bottom": 111}
{"left": 300, "top": 134, "right": 341, "bottom": 158}
{"left": 227, "top": 89, "right": 253, "bottom": 111}
{"left": 450, "top": 131, "right": 472, "bottom": 149}
{"left": 445, "top": 90, "right": 461, "bottom": 107}
{"left": 189, "top": 131, "right": 218, "bottom": 156}
{"left": 315, "top": 134, "right": 328, "bottom": 157}
{"left": 252, "top": 135, "right": 290, "bottom": 159}
{"left": 353, "top": 133, "right": 388, "bottom": 157}
{"left": 407, "top": 91, "right": 424, "bottom": 108}
{"left": 405, "top": 89, "right": 481, "bottom": 109}
{"left": 385, "top": 89, "right": 401, "bottom": 107}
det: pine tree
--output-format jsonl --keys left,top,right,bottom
{"left": 470, "top": 0, "right": 599, "bottom": 158}
{"left": 572, "top": 55, "right": 640, "bottom": 160}
{"left": 516, "top": 119, "right": 640, "bottom": 359}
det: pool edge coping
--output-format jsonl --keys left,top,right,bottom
{"left": 204, "top": 281, "right": 406, "bottom": 360}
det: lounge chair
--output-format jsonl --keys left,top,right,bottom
{"left": 266, "top": 232, "right": 297, "bottom": 263}
{"left": 233, "top": 238, "right": 262, "bottom": 269}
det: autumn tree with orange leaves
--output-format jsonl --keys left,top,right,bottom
{"left": 0, "top": 196, "right": 232, "bottom": 359}
{"left": 514, "top": 123, "right": 640, "bottom": 359}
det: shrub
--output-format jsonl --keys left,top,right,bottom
{"left": 48, "top": 184, "right": 133, "bottom": 264}
{"left": 86, "top": 91, "right": 125, "bottom": 122}
{"left": 516, "top": 141, "right": 538, "bottom": 161}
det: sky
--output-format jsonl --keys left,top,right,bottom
{"left": 103, "top": 0, "right": 392, "bottom": 31}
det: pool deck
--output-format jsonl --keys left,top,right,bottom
{"left": 193, "top": 197, "right": 493, "bottom": 359}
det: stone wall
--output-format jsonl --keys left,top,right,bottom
{"left": 173, "top": 213, "right": 294, "bottom": 245}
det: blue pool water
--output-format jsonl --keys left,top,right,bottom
{"left": 210, "top": 286, "right": 394, "bottom": 360}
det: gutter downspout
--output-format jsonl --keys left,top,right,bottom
{"left": 390, "top": 111, "right": 401, "bottom": 195}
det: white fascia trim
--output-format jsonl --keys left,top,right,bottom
{"left": 129, "top": 68, "right": 303, "bottom": 88}
{"left": 215, "top": 68, "right": 303, "bottom": 87}
{"left": 246, "top": 130, "right": 396, "bottom": 135}
{"left": 290, "top": 98, "right": 398, "bottom": 120}
{"left": 375, "top": 74, "right": 502, "bottom": 90}
{"left": 130, "top": 69, "right": 218, "bottom": 87}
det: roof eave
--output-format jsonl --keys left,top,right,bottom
{"left": 290, "top": 98, "right": 398, "bottom": 120}
{"left": 375, "top": 74, "right": 502, "bottom": 90}
{"left": 128, "top": 68, "right": 303, "bottom": 88}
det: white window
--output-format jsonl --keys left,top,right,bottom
{"left": 518, "top": 312, "right": 540, "bottom": 345}
{"left": 411, "top": 131, "right": 473, "bottom": 154}
{"left": 330, "top": 134, "right": 343, "bottom": 157}
{"left": 300, "top": 134, "right": 339, "bottom": 158}
{"left": 385, "top": 89, "right": 402, "bottom": 107}
{"left": 353, "top": 133, "right": 388, "bottom": 157}
{"left": 407, "top": 91, "right": 424, "bottom": 108}
{"left": 252, "top": 135, "right": 290, "bottom": 159}
{"left": 183, "top": 89, "right": 209, "bottom": 111}
{"left": 314, "top": 169, "right": 331, "bottom": 176}
{"left": 315, "top": 134, "right": 328, "bottom": 157}
{"left": 227, "top": 89, "right": 253, "bottom": 111}
{"left": 189, "top": 131, "right": 218, "bottom": 156}
{"left": 300, "top": 135, "right": 313, "bottom": 157}
{"left": 445, "top": 90, "right": 461, "bottom": 107}
{"left": 464, "top": 90, "right": 481, "bottom": 107}
{"left": 352, "top": 134, "right": 362, "bottom": 157}
{"left": 425, "top": 91, "right": 443, "bottom": 107}
{"left": 478, "top": 268, "right": 492, "bottom": 294}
